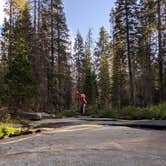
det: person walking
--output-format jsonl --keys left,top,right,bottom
{"left": 77, "top": 91, "right": 87, "bottom": 115}
{"left": 80, "top": 93, "right": 87, "bottom": 115}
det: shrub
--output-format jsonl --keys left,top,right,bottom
{"left": 62, "top": 111, "right": 80, "bottom": 117}
{"left": 85, "top": 108, "right": 99, "bottom": 117}
{"left": 120, "top": 106, "right": 143, "bottom": 120}
{"left": 98, "top": 109, "right": 119, "bottom": 119}
{"left": 51, "top": 113, "right": 64, "bottom": 119}
{"left": 119, "top": 103, "right": 166, "bottom": 120}
{"left": 0, "top": 123, "right": 21, "bottom": 138}
{"left": 147, "top": 103, "right": 166, "bottom": 120}
{"left": 0, "top": 128, "right": 4, "bottom": 137}
{"left": 52, "top": 103, "right": 166, "bottom": 120}
{"left": 144, "top": 106, "right": 160, "bottom": 119}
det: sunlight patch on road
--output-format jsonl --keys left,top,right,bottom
{"left": 0, "top": 134, "right": 41, "bottom": 145}
{"left": 97, "top": 141, "right": 124, "bottom": 151}
{"left": 47, "top": 124, "right": 104, "bottom": 133}
{"left": 0, "top": 124, "right": 104, "bottom": 144}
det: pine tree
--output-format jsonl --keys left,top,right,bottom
{"left": 110, "top": 7, "right": 127, "bottom": 109}
{"left": 42, "top": 0, "right": 71, "bottom": 112}
{"left": 33, "top": 0, "right": 49, "bottom": 112}
{"left": 110, "top": 0, "right": 159, "bottom": 107}
{"left": 0, "top": 18, "right": 9, "bottom": 64}
{"left": 54, "top": 0, "right": 71, "bottom": 111}
{"left": 162, "top": 2, "right": 166, "bottom": 101}
{"left": 156, "top": 0, "right": 165, "bottom": 102}
{"left": 73, "top": 31, "right": 85, "bottom": 91}
{"left": 0, "top": 19, "right": 8, "bottom": 105}
{"left": 124, "top": 0, "right": 137, "bottom": 105}
{"left": 111, "top": 0, "right": 138, "bottom": 106}
{"left": 5, "top": 2, "right": 36, "bottom": 109}
{"left": 135, "top": 0, "right": 156, "bottom": 105}
{"left": 83, "top": 29, "right": 94, "bottom": 105}
{"left": 96, "top": 27, "right": 111, "bottom": 109}
{"left": 83, "top": 47, "right": 93, "bottom": 104}
{"left": 99, "top": 53, "right": 111, "bottom": 108}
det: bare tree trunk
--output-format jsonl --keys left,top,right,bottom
{"left": 57, "top": 26, "right": 63, "bottom": 112}
{"left": 144, "top": 32, "right": 152, "bottom": 105}
{"left": 157, "top": 0, "right": 163, "bottom": 102}
{"left": 125, "top": 0, "right": 135, "bottom": 105}
{"left": 34, "top": 0, "right": 37, "bottom": 32}
{"left": 8, "top": 0, "right": 13, "bottom": 60}
{"left": 34, "top": 0, "right": 48, "bottom": 112}
{"left": 51, "top": 0, "right": 54, "bottom": 68}
{"left": 47, "top": 0, "right": 55, "bottom": 111}
{"left": 37, "top": 0, "right": 41, "bottom": 31}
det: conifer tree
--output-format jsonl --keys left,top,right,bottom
{"left": 83, "top": 30, "right": 94, "bottom": 105}
{"left": 0, "top": 18, "right": 9, "bottom": 64}
{"left": 110, "top": 0, "right": 138, "bottom": 106}
{"left": 96, "top": 27, "right": 111, "bottom": 108}
{"left": 135, "top": 0, "right": 156, "bottom": 105}
{"left": 0, "top": 20, "right": 8, "bottom": 105}
{"left": 110, "top": 7, "right": 127, "bottom": 109}
{"left": 42, "top": 0, "right": 71, "bottom": 112}
{"left": 156, "top": 0, "right": 165, "bottom": 102}
{"left": 73, "top": 31, "right": 85, "bottom": 91}
{"left": 5, "top": 2, "right": 36, "bottom": 109}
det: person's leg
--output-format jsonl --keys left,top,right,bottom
{"left": 82, "top": 104, "right": 86, "bottom": 115}
{"left": 80, "top": 104, "right": 83, "bottom": 115}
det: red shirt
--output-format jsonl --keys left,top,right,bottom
{"left": 80, "top": 94, "right": 87, "bottom": 104}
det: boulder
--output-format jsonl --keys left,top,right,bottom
{"left": 17, "top": 111, "right": 50, "bottom": 121}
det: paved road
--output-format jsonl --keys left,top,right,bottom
{"left": 0, "top": 123, "right": 166, "bottom": 166}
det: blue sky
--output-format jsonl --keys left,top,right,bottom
{"left": 0, "top": 0, "right": 116, "bottom": 41}
{"left": 0, "top": 1, "right": 5, "bottom": 26}
{"left": 63, "top": 0, "right": 116, "bottom": 41}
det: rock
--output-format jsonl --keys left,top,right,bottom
{"left": 39, "top": 112, "right": 50, "bottom": 119}
{"left": 17, "top": 111, "right": 42, "bottom": 120}
{"left": 17, "top": 111, "right": 50, "bottom": 121}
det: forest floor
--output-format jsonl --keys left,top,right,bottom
{"left": 0, "top": 118, "right": 166, "bottom": 166}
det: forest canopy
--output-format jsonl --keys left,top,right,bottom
{"left": 0, "top": 0, "right": 165, "bottom": 113}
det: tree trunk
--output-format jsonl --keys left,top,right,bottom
{"left": 34, "top": 0, "right": 37, "bottom": 32}
{"left": 8, "top": 0, "right": 13, "bottom": 60}
{"left": 125, "top": 0, "right": 135, "bottom": 105}
{"left": 157, "top": 0, "right": 163, "bottom": 102}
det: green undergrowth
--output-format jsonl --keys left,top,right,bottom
{"left": 49, "top": 103, "right": 166, "bottom": 120}
{"left": 0, "top": 123, "right": 22, "bottom": 138}
{"left": 52, "top": 110, "right": 80, "bottom": 119}
{"left": 1, "top": 114, "right": 30, "bottom": 127}
{"left": 62, "top": 111, "right": 80, "bottom": 117}
{"left": 119, "top": 103, "right": 166, "bottom": 120}
{"left": 80, "top": 103, "right": 166, "bottom": 120}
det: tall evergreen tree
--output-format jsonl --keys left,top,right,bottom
{"left": 111, "top": 0, "right": 138, "bottom": 106}
{"left": 33, "top": 0, "right": 49, "bottom": 112}
{"left": 96, "top": 27, "right": 111, "bottom": 108}
{"left": 110, "top": 0, "right": 159, "bottom": 107}
{"left": 135, "top": 0, "right": 156, "bottom": 105}
{"left": 162, "top": 2, "right": 166, "bottom": 101}
{"left": 110, "top": 7, "right": 128, "bottom": 109}
{"left": 42, "top": 0, "right": 71, "bottom": 112}
{"left": 5, "top": 2, "right": 36, "bottom": 110}
{"left": 156, "top": 0, "right": 165, "bottom": 102}
{"left": 83, "top": 29, "right": 94, "bottom": 105}
{"left": 73, "top": 31, "right": 85, "bottom": 91}
{"left": 0, "top": 19, "right": 9, "bottom": 105}
{"left": 0, "top": 18, "right": 9, "bottom": 64}
{"left": 55, "top": 0, "right": 71, "bottom": 111}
